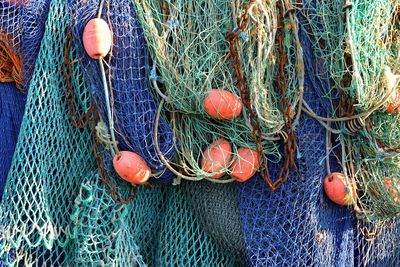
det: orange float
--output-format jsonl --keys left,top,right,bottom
{"left": 201, "top": 138, "right": 232, "bottom": 179}
{"left": 230, "top": 147, "right": 260, "bottom": 182}
{"left": 83, "top": 18, "right": 112, "bottom": 59}
{"left": 204, "top": 89, "right": 242, "bottom": 120}
{"left": 323, "top": 172, "right": 356, "bottom": 206}
{"left": 386, "top": 90, "right": 400, "bottom": 113}
{"left": 384, "top": 177, "right": 399, "bottom": 204}
{"left": 113, "top": 151, "right": 151, "bottom": 184}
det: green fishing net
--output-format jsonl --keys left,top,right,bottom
{"left": 301, "top": 0, "right": 400, "bottom": 222}
{"left": 133, "top": 0, "right": 303, "bottom": 185}
{"left": 0, "top": 0, "right": 96, "bottom": 264}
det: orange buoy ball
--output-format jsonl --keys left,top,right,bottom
{"left": 386, "top": 90, "right": 400, "bottom": 113}
{"left": 201, "top": 138, "right": 232, "bottom": 179}
{"left": 323, "top": 172, "right": 356, "bottom": 206}
{"left": 113, "top": 151, "right": 151, "bottom": 184}
{"left": 83, "top": 18, "right": 112, "bottom": 59}
{"left": 5, "top": 0, "right": 28, "bottom": 7}
{"left": 384, "top": 177, "right": 399, "bottom": 204}
{"left": 204, "top": 89, "right": 242, "bottom": 120}
{"left": 230, "top": 147, "right": 260, "bottom": 182}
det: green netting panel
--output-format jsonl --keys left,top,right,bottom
{"left": 345, "top": 0, "right": 398, "bottom": 111}
{"left": 184, "top": 181, "right": 245, "bottom": 258}
{"left": 71, "top": 177, "right": 146, "bottom": 266}
{"left": 0, "top": 0, "right": 97, "bottom": 265}
{"left": 128, "top": 185, "right": 166, "bottom": 265}
{"left": 154, "top": 183, "right": 243, "bottom": 266}
{"left": 343, "top": 0, "right": 400, "bottom": 222}
{"left": 301, "top": 0, "right": 400, "bottom": 222}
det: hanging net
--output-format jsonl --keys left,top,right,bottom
{"left": 0, "top": 0, "right": 97, "bottom": 264}
{"left": 0, "top": 0, "right": 399, "bottom": 265}
{"left": 132, "top": 0, "right": 303, "bottom": 186}
{"left": 69, "top": 0, "right": 176, "bottom": 183}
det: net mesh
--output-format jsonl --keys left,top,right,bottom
{"left": 0, "top": 0, "right": 400, "bottom": 265}
{"left": 0, "top": 0, "right": 96, "bottom": 264}
{"left": 298, "top": 0, "right": 400, "bottom": 221}
{"left": 132, "top": 0, "right": 303, "bottom": 185}
{"left": 69, "top": 0, "right": 176, "bottom": 183}
{"left": 0, "top": 82, "right": 25, "bottom": 198}
{"left": 0, "top": 0, "right": 242, "bottom": 265}
{"left": 184, "top": 181, "right": 245, "bottom": 258}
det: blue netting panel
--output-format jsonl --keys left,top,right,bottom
{"left": 20, "top": 0, "right": 51, "bottom": 87}
{"left": 0, "top": 82, "right": 25, "bottom": 198}
{"left": 69, "top": 0, "right": 175, "bottom": 182}
{"left": 355, "top": 219, "right": 400, "bottom": 266}
{"left": 239, "top": 11, "right": 355, "bottom": 266}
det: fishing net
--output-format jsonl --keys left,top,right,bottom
{"left": 239, "top": 51, "right": 355, "bottom": 266}
{"left": 132, "top": 0, "right": 303, "bottom": 186}
{"left": 72, "top": 180, "right": 243, "bottom": 266}
{"left": 0, "top": 82, "right": 25, "bottom": 197}
{"left": 0, "top": 0, "right": 97, "bottom": 264}
{"left": 297, "top": 0, "right": 400, "bottom": 221}
{"left": 154, "top": 183, "right": 242, "bottom": 266}
{"left": 0, "top": 0, "right": 50, "bottom": 90}
{"left": 184, "top": 181, "right": 245, "bottom": 257}
{"left": 69, "top": 0, "right": 176, "bottom": 183}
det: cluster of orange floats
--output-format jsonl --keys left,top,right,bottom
{"left": 82, "top": 17, "right": 399, "bottom": 207}
{"left": 82, "top": 18, "right": 259, "bottom": 186}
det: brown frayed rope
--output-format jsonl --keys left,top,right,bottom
{"left": 226, "top": 1, "right": 297, "bottom": 190}
{"left": 0, "top": 37, "right": 23, "bottom": 91}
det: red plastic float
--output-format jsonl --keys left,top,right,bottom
{"left": 201, "top": 138, "right": 232, "bottom": 179}
{"left": 323, "top": 172, "right": 356, "bottom": 206}
{"left": 230, "top": 147, "right": 260, "bottom": 182}
{"left": 204, "top": 89, "right": 242, "bottom": 120}
{"left": 113, "top": 151, "right": 151, "bottom": 184}
{"left": 83, "top": 18, "right": 112, "bottom": 59}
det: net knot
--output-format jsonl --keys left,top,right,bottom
{"left": 150, "top": 66, "right": 158, "bottom": 81}
{"left": 342, "top": 1, "right": 353, "bottom": 11}
{"left": 231, "top": 27, "right": 247, "bottom": 41}
{"left": 166, "top": 19, "right": 180, "bottom": 30}
{"left": 95, "top": 120, "right": 119, "bottom": 148}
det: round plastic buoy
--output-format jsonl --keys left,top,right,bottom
{"left": 201, "top": 138, "right": 232, "bottom": 179}
{"left": 230, "top": 147, "right": 260, "bottom": 182}
{"left": 113, "top": 151, "right": 151, "bottom": 184}
{"left": 83, "top": 18, "right": 112, "bottom": 59}
{"left": 323, "top": 172, "right": 355, "bottom": 206}
{"left": 204, "top": 89, "right": 242, "bottom": 120}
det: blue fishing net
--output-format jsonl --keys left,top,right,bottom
{"left": 239, "top": 7, "right": 355, "bottom": 266}
{"left": 69, "top": 0, "right": 175, "bottom": 182}
{"left": 0, "top": 82, "right": 25, "bottom": 197}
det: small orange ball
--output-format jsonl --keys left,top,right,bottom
{"left": 5, "top": 0, "right": 28, "bottom": 7}
{"left": 386, "top": 90, "right": 400, "bottom": 113}
{"left": 113, "top": 151, "right": 151, "bottom": 184}
{"left": 201, "top": 138, "right": 232, "bottom": 179}
{"left": 204, "top": 89, "right": 242, "bottom": 120}
{"left": 230, "top": 147, "right": 260, "bottom": 182}
{"left": 83, "top": 18, "right": 112, "bottom": 59}
{"left": 323, "top": 172, "right": 356, "bottom": 206}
